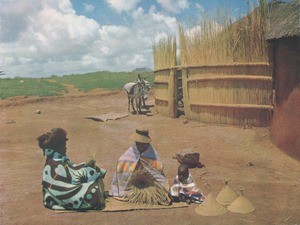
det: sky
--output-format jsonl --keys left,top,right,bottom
{"left": 0, "top": 0, "right": 275, "bottom": 78}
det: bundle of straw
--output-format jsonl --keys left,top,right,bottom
{"left": 125, "top": 170, "right": 168, "bottom": 205}
{"left": 179, "top": 0, "right": 269, "bottom": 66}
{"left": 152, "top": 36, "right": 177, "bottom": 71}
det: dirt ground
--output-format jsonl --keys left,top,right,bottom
{"left": 0, "top": 88, "right": 299, "bottom": 225}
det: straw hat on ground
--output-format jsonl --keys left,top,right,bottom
{"left": 216, "top": 180, "right": 238, "bottom": 206}
{"left": 130, "top": 128, "right": 152, "bottom": 143}
{"left": 194, "top": 193, "right": 227, "bottom": 216}
{"left": 227, "top": 190, "right": 255, "bottom": 214}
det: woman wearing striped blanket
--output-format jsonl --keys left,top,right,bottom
{"left": 109, "top": 128, "right": 170, "bottom": 204}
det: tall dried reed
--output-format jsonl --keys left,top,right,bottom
{"left": 152, "top": 36, "right": 177, "bottom": 71}
{"left": 179, "top": 0, "right": 269, "bottom": 66}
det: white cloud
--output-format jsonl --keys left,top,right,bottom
{"left": 132, "top": 6, "right": 177, "bottom": 36}
{"left": 127, "top": 54, "right": 147, "bottom": 67}
{"left": 154, "top": 32, "right": 169, "bottom": 43}
{"left": 0, "top": 0, "right": 180, "bottom": 77}
{"left": 132, "top": 7, "right": 144, "bottom": 19}
{"left": 195, "top": 3, "right": 205, "bottom": 13}
{"left": 186, "top": 25, "right": 202, "bottom": 38}
{"left": 152, "top": 12, "right": 177, "bottom": 32}
{"left": 106, "top": 0, "right": 141, "bottom": 12}
{"left": 156, "top": 0, "right": 190, "bottom": 13}
{"left": 41, "top": 0, "right": 75, "bottom": 14}
{"left": 0, "top": 0, "right": 102, "bottom": 77}
{"left": 185, "top": 22, "right": 223, "bottom": 40}
{"left": 83, "top": 3, "right": 95, "bottom": 13}
{"left": 0, "top": 0, "right": 41, "bottom": 42}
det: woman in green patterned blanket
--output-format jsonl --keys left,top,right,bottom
{"left": 37, "top": 128, "right": 106, "bottom": 210}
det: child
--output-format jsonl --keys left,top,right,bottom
{"left": 169, "top": 164, "right": 205, "bottom": 204}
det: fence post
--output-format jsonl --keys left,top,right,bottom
{"left": 168, "top": 68, "right": 177, "bottom": 118}
{"left": 182, "top": 68, "right": 191, "bottom": 118}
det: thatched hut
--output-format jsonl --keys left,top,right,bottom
{"left": 266, "top": 0, "right": 300, "bottom": 106}
{"left": 266, "top": 0, "right": 300, "bottom": 159}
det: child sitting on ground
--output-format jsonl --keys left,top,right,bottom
{"left": 169, "top": 164, "right": 205, "bottom": 204}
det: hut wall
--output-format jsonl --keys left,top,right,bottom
{"left": 182, "top": 63, "right": 274, "bottom": 126}
{"left": 273, "top": 37, "right": 300, "bottom": 106}
{"left": 154, "top": 69, "right": 177, "bottom": 117}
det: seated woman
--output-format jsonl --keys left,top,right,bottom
{"left": 37, "top": 128, "right": 107, "bottom": 210}
{"left": 110, "top": 128, "right": 170, "bottom": 204}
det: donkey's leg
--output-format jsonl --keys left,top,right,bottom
{"left": 127, "top": 95, "right": 131, "bottom": 112}
{"left": 135, "top": 97, "right": 139, "bottom": 114}
{"left": 142, "top": 96, "right": 146, "bottom": 108}
{"left": 131, "top": 97, "right": 136, "bottom": 113}
{"left": 137, "top": 97, "right": 142, "bottom": 114}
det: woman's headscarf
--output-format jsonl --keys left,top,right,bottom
{"left": 37, "top": 128, "right": 68, "bottom": 154}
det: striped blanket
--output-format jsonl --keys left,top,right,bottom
{"left": 110, "top": 143, "right": 169, "bottom": 197}
{"left": 169, "top": 174, "right": 205, "bottom": 202}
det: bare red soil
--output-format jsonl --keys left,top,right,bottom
{"left": 0, "top": 89, "right": 299, "bottom": 225}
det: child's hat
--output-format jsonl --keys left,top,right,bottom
{"left": 216, "top": 179, "right": 238, "bottom": 206}
{"left": 194, "top": 193, "right": 227, "bottom": 216}
{"left": 227, "top": 189, "right": 255, "bottom": 214}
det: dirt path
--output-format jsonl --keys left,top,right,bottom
{"left": 0, "top": 89, "right": 299, "bottom": 225}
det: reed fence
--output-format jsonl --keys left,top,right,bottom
{"left": 152, "top": 0, "right": 274, "bottom": 126}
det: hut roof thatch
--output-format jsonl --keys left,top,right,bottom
{"left": 266, "top": 0, "right": 300, "bottom": 40}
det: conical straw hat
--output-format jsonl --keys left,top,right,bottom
{"left": 227, "top": 190, "right": 255, "bottom": 214}
{"left": 195, "top": 193, "right": 227, "bottom": 216}
{"left": 216, "top": 180, "right": 238, "bottom": 206}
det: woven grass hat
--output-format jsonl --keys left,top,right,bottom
{"left": 216, "top": 179, "right": 238, "bottom": 206}
{"left": 125, "top": 169, "right": 167, "bottom": 205}
{"left": 130, "top": 127, "right": 152, "bottom": 143}
{"left": 194, "top": 193, "right": 227, "bottom": 216}
{"left": 227, "top": 189, "right": 255, "bottom": 214}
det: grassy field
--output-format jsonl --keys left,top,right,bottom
{"left": 0, "top": 71, "right": 154, "bottom": 99}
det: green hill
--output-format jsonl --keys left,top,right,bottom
{"left": 0, "top": 70, "right": 154, "bottom": 99}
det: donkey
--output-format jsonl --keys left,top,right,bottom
{"left": 135, "top": 75, "right": 151, "bottom": 108}
{"left": 123, "top": 80, "right": 146, "bottom": 114}
{"left": 123, "top": 74, "right": 150, "bottom": 114}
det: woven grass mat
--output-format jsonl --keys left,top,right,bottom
{"left": 102, "top": 197, "right": 188, "bottom": 212}
{"left": 54, "top": 198, "right": 188, "bottom": 213}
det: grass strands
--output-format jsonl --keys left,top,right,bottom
{"left": 179, "top": 0, "right": 269, "bottom": 66}
{"left": 126, "top": 170, "right": 168, "bottom": 205}
{"left": 152, "top": 37, "right": 177, "bottom": 71}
